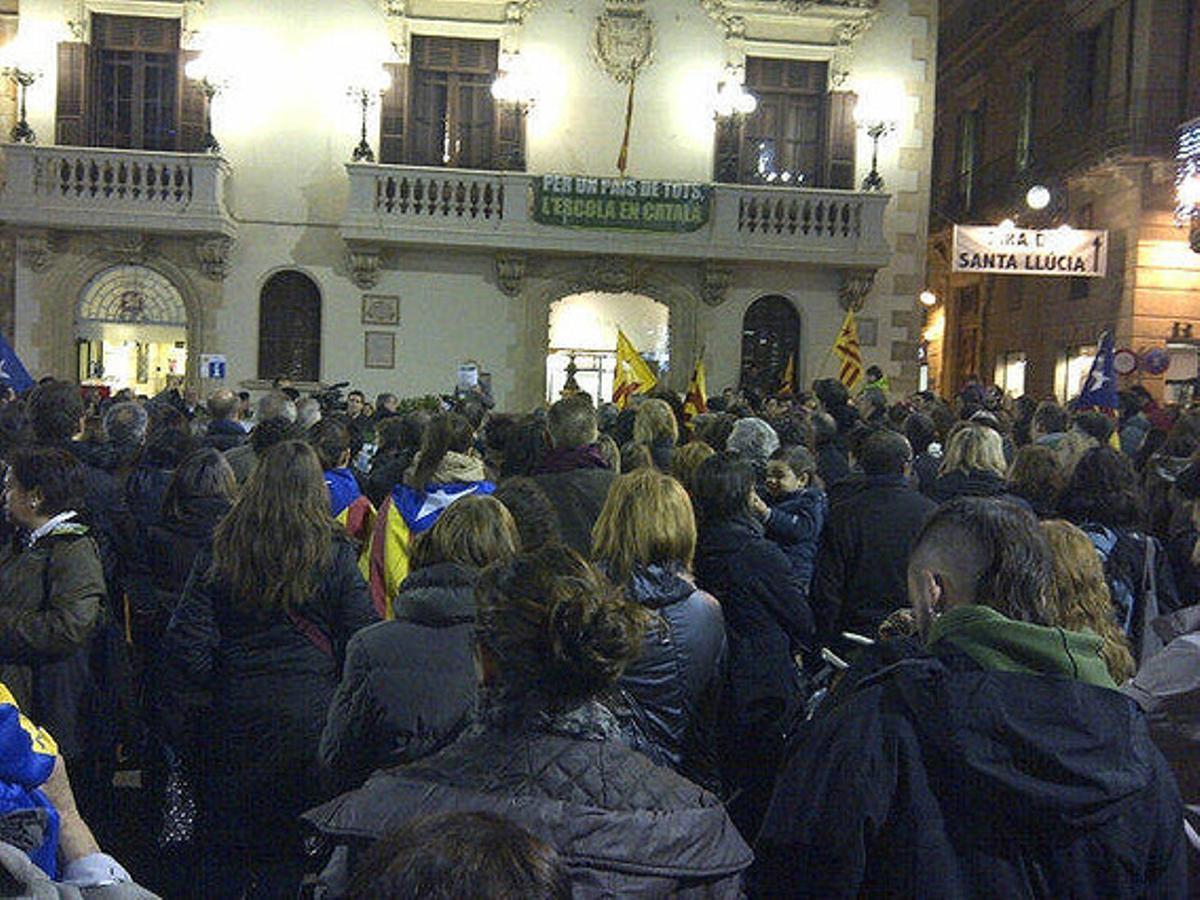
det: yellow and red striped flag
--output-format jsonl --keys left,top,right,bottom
{"left": 778, "top": 353, "right": 796, "bottom": 395}
{"left": 612, "top": 329, "right": 658, "bottom": 410}
{"left": 833, "top": 310, "right": 863, "bottom": 391}
{"left": 682, "top": 356, "right": 708, "bottom": 423}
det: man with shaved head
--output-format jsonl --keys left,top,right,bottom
{"left": 753, "top": 498, "right": 1186, "bottom": 897}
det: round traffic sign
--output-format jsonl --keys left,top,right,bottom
{"left": 1113, "top": 348, "right": 1138, "bottom": 376}
{"left": 1141, "top": 347, "right": 1170, "bottom": 376}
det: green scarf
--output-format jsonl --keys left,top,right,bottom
{"left": 927, "top": 605, "right": 1116, "bottom": 689}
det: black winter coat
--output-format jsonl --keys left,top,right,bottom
{"left": 158, "top": 538, "right": 376, "bottom": 858}
{"left": 363, "top": 449, "right": 413, "bottom": 509}
{"left": 304, "top": 701, "right": 752, "bottom": 898}
{"left": 816, "top": 440, "right": 852, "bottom": 487}
{"left": 695, "top": 515, "right": 812, "bottom": 837}
{"left": 533, "top": 467, "right": 615, "bottom": 555}
{"left": 929, "top": 467, "right": 1013, "bottom": 504}
{"left": 811, "top": 474, "right": 935, "bottom": 644}
{"left": 752, "top": 647, "right": 1188, "bottom": 898}
{"left": 203, "top": 419, "right": 246, "bottom": 453}
{"left": 617, "top": 563, "right": 726, "bottom": 793}
{"left": 319, "top": 562, "right": 479, "bottom": 793}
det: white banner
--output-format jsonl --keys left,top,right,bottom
{"left": 952, "top": 225, "right": 1108, "bottom": 278}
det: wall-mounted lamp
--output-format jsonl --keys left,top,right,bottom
{"left": 347, "top": 67, "right": 392, "bottom": 163}
{"left": 713, "top": 78, "right": 757, "bottom": 118}
{"left": 491, "top": 52, "right": 540, "bottom": 110}
{"left": 0, "top": 35, "right": 43, "bottom": 144}
{"left": 919, "top": 290, "right": 938, "bottom": 308}
{"left": 1025, "top": 184, "right": 1051, "bottom": 211}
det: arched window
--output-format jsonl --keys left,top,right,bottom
{"left": 258, "top": 270, "right": 321, "bottom": 382}
{"left": 740, "top": 295, "right": 800, "bottom": 397}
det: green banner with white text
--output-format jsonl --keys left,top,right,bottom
{"left": 532, "top": 175, "right": 711, "bottom": 233}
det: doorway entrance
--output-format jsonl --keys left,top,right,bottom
{"left": 76, "top": 264, "right": 188, "bottom": 396}
{"left": 547, "top": 292, "right": 669, "bottom": 404}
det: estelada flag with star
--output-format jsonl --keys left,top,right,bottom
{"left": 832, "top": 310, "right": 863, "bottom": 391}
{"left": 682, "top": 353, "right": 707, "bottom": 424}
{"left": 613, "top": 329, "right": 657, "bottom": 410}
{"left": 0, "top": 332, "right": 33, "bottom": 393}
{"left": 1073, "top": 331, "right": 1118, "bottom": 414}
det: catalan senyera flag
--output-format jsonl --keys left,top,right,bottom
{"left": 368, "top": 479, "right": 495, "bottom": 618}
{"left": 778, "top": 353, "right": 796, "bottom": 396}
{"left": 833, "top": 310, "right": 864, "bottom": 391}
{"left": 0, "top": 682, "right": 60, "bottom": 877}
{"left": 613, "top": 329, "right": 658, "bottom": 410}
{"left": 682, "top": 357, "right": 708, "bottom": 424}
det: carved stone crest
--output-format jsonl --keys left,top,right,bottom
{"left": 839, "top": 269, "right": 876, "bottom": 312}
{"left": 195, "top": 237, "right": 234, "bottom": 281}
{"left": 495, "top": 252, "right": 527, "bottom": 297}
{"left": 348, "top": 247, "right": 383, "bottom": 290}
{"left": 592, "top": 0, "right": 654, "bottom": 84}
{"left": 700, "top": 262, "right": 733, "bottom": 307}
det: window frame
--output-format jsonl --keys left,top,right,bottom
{"left": 257, "top": 270, "right": 323, "bottom": 384}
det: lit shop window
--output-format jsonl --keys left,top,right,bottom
{"left": 993, "top": 351, "right": 1026, "bottom": 398}
{"left": 1055, "top": 345, "right": 1096, "bottom": 403}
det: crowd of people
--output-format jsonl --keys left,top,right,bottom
{"left": 0, "top": 371, "right": 1196, "bottom": 897}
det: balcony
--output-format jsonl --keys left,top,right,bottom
{"left": 0, "top": 143, "right": 237, "bottom": 240}
{"left": 341, "top": 163, "right": 891, "bottom": 271}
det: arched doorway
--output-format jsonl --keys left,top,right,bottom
{"left": 547, "top": 292, "right": 669, "bottom": 403}
{"left": 76, "top": 264, "right": 188, "bottom": 395}
{"left": 258, "top": 270, "right": 322, "bottom": 382}
{"left": 740, "top": 294, "right": 800, "bottom": 397}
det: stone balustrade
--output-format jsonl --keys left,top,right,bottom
{"left": 342, "top": 163, "right": 891, "bottom": 268}
{"left": 0, "top": 143, "right": 237, "bottom": 239}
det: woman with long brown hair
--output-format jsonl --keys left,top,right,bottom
{"left": 159, "top": 440, "right": 375, "bottom": 897}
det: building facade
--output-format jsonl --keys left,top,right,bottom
{"left": 0, "top": 0, "right": 935, "bottom": 409}
{"left": 928, "top": 0, "right": 1200, "bottom": 403}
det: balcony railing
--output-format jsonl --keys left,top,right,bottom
{"left": 342, "top": 163, "right": 891, "bottom": 268}
{"left": 0, "top": 143, "right": 237, "bottom": 239}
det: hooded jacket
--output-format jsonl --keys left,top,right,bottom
{"left": 616, "top": 563, "right": 726, "bottom": 793}
{"left": 764, "top": 488, "right": 828, "bottom": 591}
{"left": 753, "top": 605, "right": 1187, "bottom": 898}
{"left": 367, "top": 451, "right": 493, "bottom": 618}
{"left": 319, "top": 562, "right": 479, "bottom": 793}
{"left": 304, "top": 700, "right": 752, "bottom": 898}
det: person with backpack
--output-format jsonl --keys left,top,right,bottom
{"left": 1059, "top": 446, "right": 1182, "bottom": 664}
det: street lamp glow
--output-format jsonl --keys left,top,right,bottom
{"left": 1026, "top": 185, "right": 1051, "bottom": 210}
{"left": 919, "top": 290, "right": 938, "bottom": 307}
{"left": 998, "top": 218, "right": 1016, "bottom": 230}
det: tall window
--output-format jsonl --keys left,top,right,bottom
{"left": 956, "top": 108, "right": 980, "bottom": 211}
{"left": 91, "top": 15, "right": 179, "bottom": 150}
{"left": 258, "top": 271, "right": 321, "bottom": 383}
{"left": 739, "top": 58, "right": 827, "bottom": 185}
{"left": 56, "top": 15, "right": 204, "bottom": 150}
{"left": 1015, "top": 67, "right": 1036, "bottom": 171}
{"left": 409, "top": 36, "right": 498, "bottom": 169}
{"left": 740, "top": 295, "right": 800, "bottom": 397}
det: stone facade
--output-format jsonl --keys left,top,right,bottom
{"left": 2, "top": 0, "right": 935, "bottom": 408}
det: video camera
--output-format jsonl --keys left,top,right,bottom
{"left": 312, "top": 381, "right": 350, "bottom": 414}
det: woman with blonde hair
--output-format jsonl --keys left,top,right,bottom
{"left": 591, "top": 468, "right": 725, "bottom": 791}
{"left": 633, "top": 398, "right": 679, "bottom": 472}
{"left": 930, "top": 423, "right": 1013, "bottom": 504}
{"left": 671, "top": 440, "right": 715, "bottom": 498}
{"left": 321, "top": 495, "right": 520, "bottom": 792}
{"left": 1041, "top": 519, "right": 1136, "bottom": 683}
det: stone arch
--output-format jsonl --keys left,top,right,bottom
{"left": 78, "top": 265, "right": 188, "bottom": 328}
{"left": 36, "top": 246, "right": 207, "bottom": 383}
{"left": 512, "top": 256, "right": 701, "bottom": 410}
{"left": 740, "top": 293, "right": 801, "bottom": 396}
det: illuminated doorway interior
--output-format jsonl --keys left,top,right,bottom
{"left": 547, "top": 292, "right": 669, "bottom": 403}
{"left": 76, "top": 265, "right": 188, "bottom": 396}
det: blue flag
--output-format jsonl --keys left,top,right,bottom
{"left": 1074, "top": 331, "right": 1117, "bottom": 412}
{"left": 0, "top": 333, "right": 33, "bottom": 393}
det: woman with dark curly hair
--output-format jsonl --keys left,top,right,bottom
{"left": 306, "top": 546, "right": 751, "bottom": 896}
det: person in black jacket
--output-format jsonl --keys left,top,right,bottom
{"left": 929, "top": 422, "right": 1014, "bottom": 504}
{"left": 159, "top": 440, "right": 376, "bottom": 897}
{"left": 692, "top": 451, "right": 813, "bottom": 840}
{"left": 202, "top": 389, "right": 247, "bottom": 453}
{"left": 753, "top": 498, "right": 1187, "bottom": 898}
{"left": 305, "top": 546, "right": 751, "bottom": 897}
{"left": 132, "top": 449, "right": 236, "bottom": 651}
{"left": 319, "top": 494, "right": 520, "bottom": 793}
{"left": 811, "top": 429, "right": 935, "bottom": 650}
{"left": 591, "top": 468, "right": 726, "bottom": 792}
{"left": 533, "top": 395, "right": 614, "bottom": 555}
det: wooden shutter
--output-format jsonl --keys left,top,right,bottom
{"left": 56, "top": 42, "right": 90, "bottom": 146}
{"left": 824, "top": 90, "right": 857, "bottom": 189}
{"left": 178, "top": 48, "right": 205, "bottom": 152}
{"left": 713, "top": 116, "right": 741, "bottom": 183}
{"left": 379, "top": 62, "right": 408, "bottom": 164}
{"left": 493, "top": 96, "right": 525, "bottom": 171}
